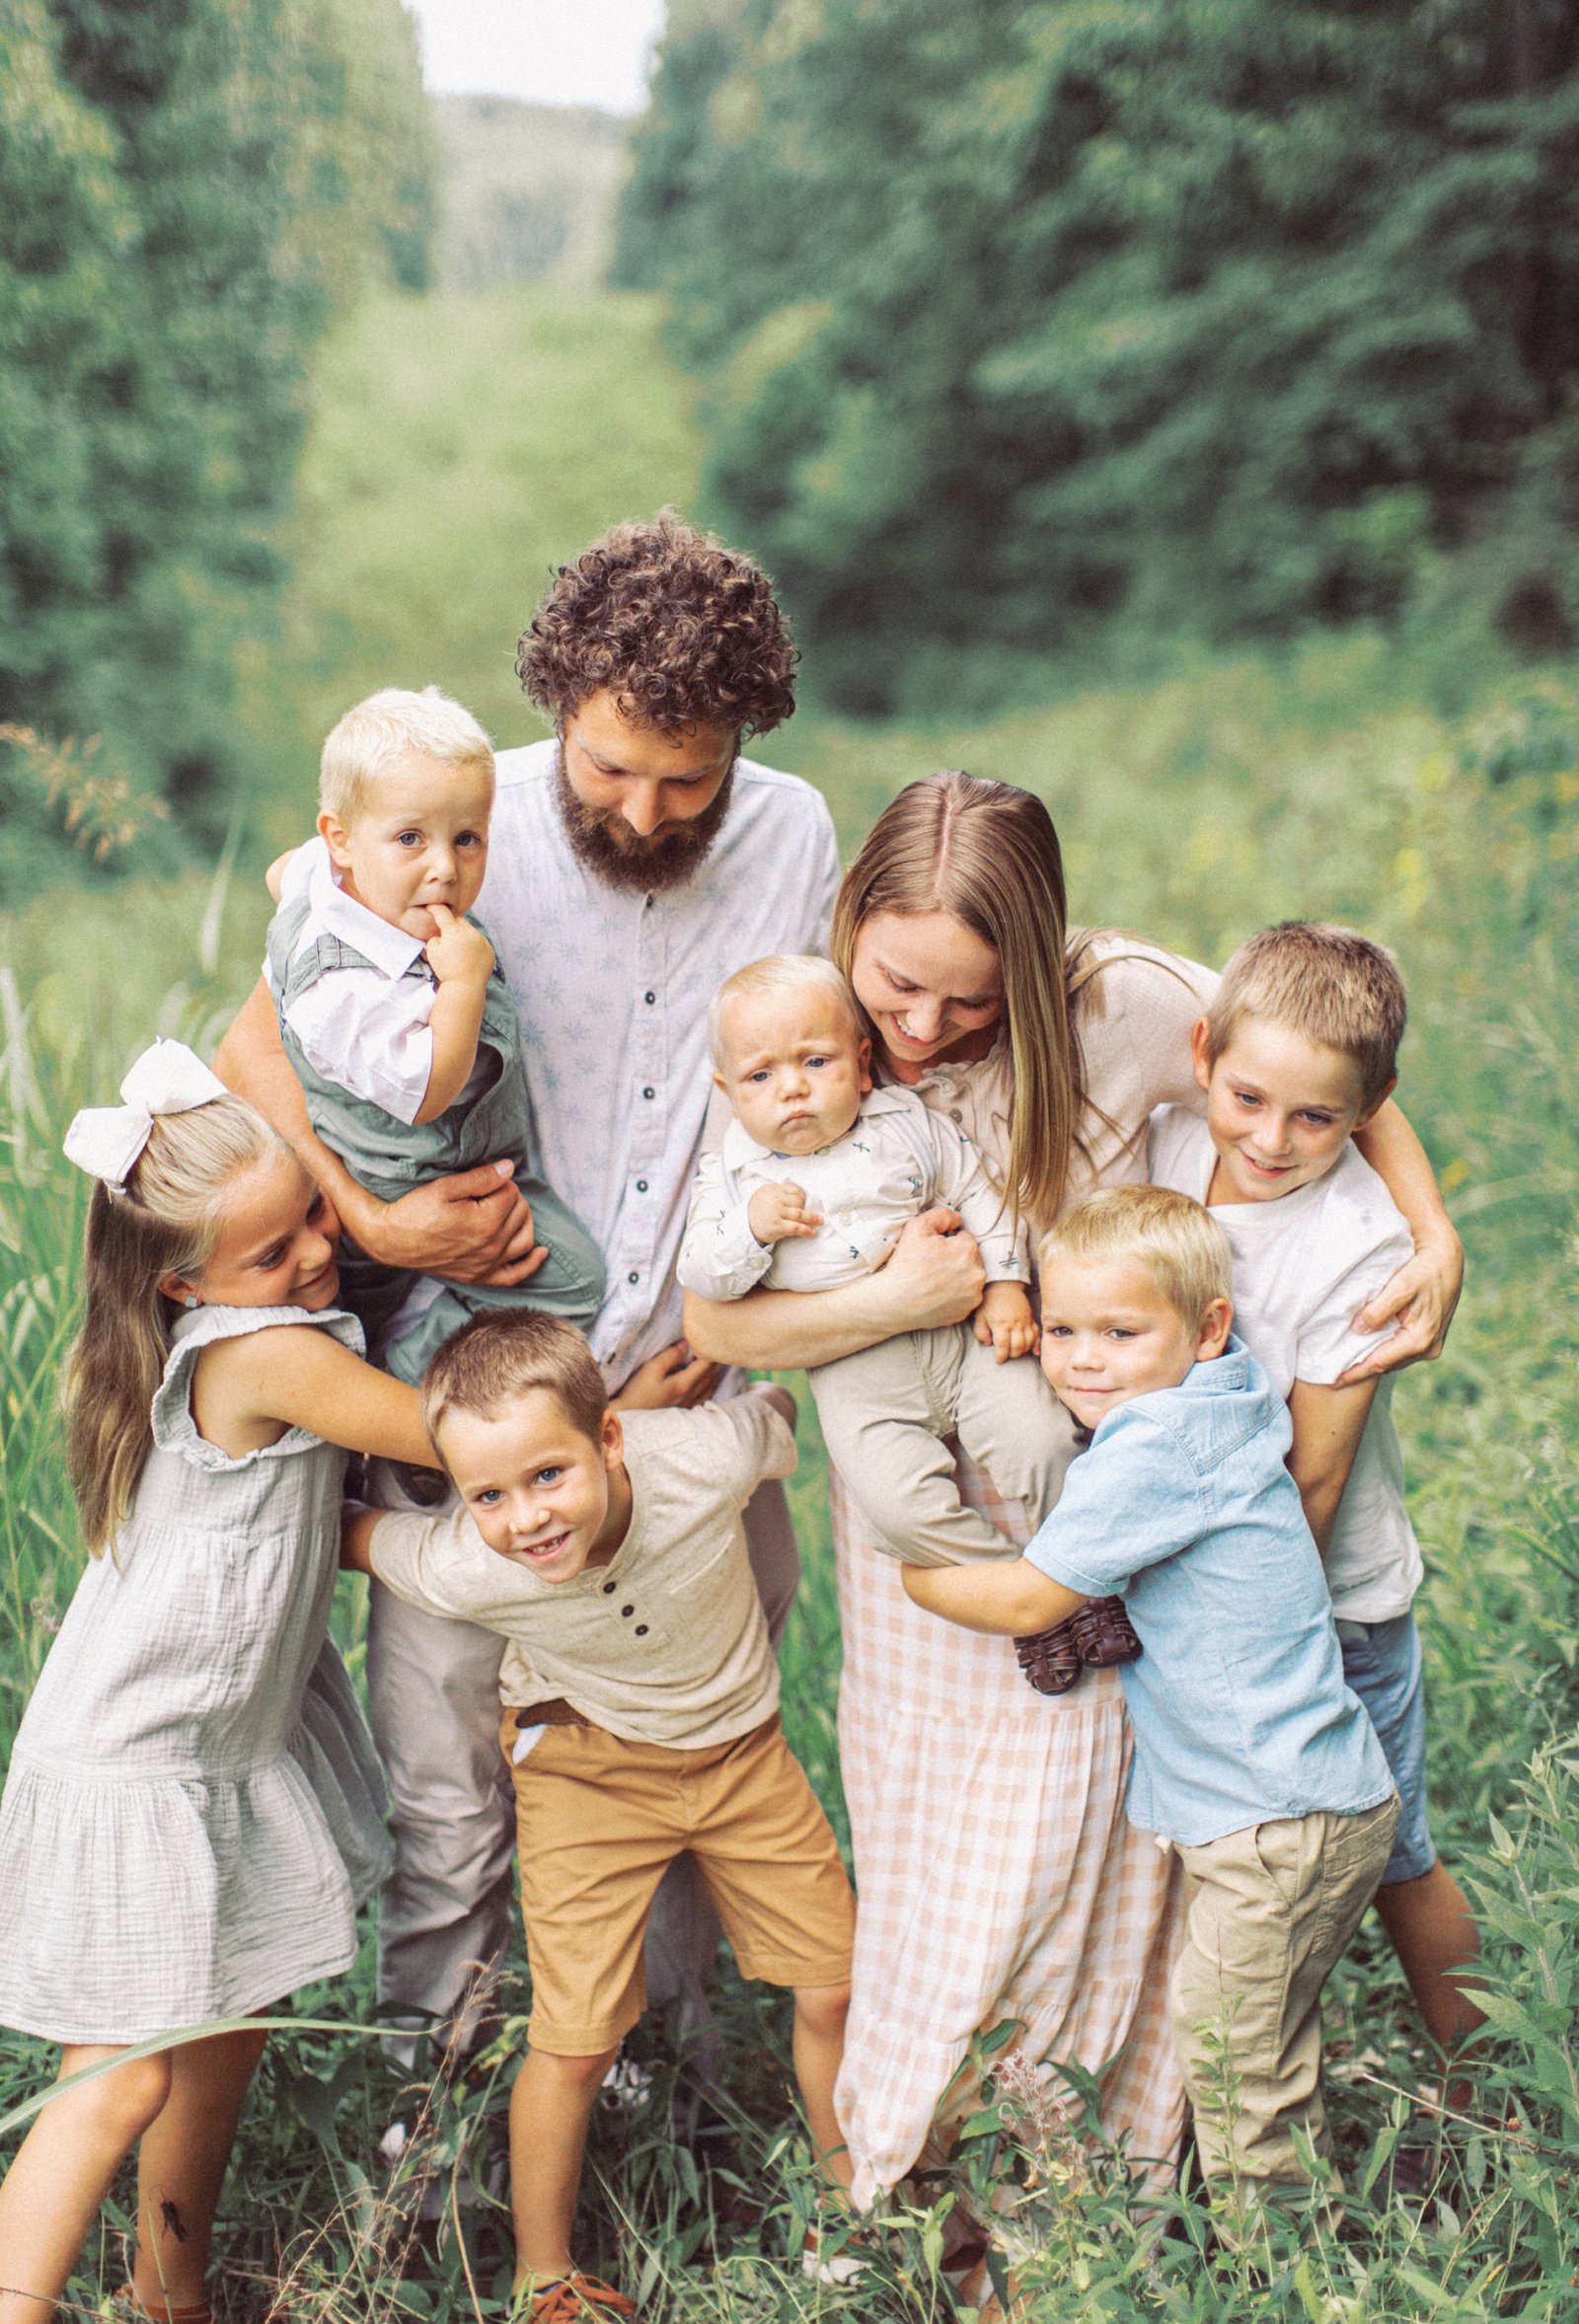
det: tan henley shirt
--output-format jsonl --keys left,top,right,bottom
{"left": 366, "top": 1392, "right": 797, "bottom": 1749}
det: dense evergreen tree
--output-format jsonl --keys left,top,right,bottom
{"left": 0, "top": 0, "right": 431, "bottom": 810}
{"left": 618, "top": 0, "right": 1579, "bottom": 711}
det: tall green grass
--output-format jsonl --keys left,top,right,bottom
{"left": 5, "top": 280, "right": 1579, "bottom": 2316}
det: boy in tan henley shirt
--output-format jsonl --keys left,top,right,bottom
{"left": 342, "top": 1310, "right": 855, "bottom": 2321}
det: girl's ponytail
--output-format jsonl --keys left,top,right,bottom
{"left": 63, "top": 1095, "right": 283, "bottom": 1552}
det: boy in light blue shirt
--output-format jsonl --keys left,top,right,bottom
{"left": 903, "top": 1184, "right": 1398, "bottom": 2211}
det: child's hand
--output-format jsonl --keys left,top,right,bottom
{"left": 975, "top": 1280, "right": 1039, "bottom": 1363}
{"left": 424, "top": 903, "right": 494, "bottom": 988}
{"left": 748, "top": 1180, "right": 823, "bottom": 1246}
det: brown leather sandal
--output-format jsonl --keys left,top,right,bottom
{"left": 1014, "top": 1617, "right": 1084, "bottom": 1694}
{"left": 1069, "top": 1595, "right": 1143, "bottom": 1666}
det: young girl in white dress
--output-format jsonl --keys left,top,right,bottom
{"left": 0, "top": 1043, "right": 436, "bottom": 2324}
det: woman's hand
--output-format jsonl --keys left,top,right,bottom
{"left": 612, "top": 1340, "right": 722, "bottom": 1410}
{"left": 875, "top": 1208, "right": 986, "bottom": 1331}
{"left": 1333, "top": 1231, "right": 1464, "bottom": 1386}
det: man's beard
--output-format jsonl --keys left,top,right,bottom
{"left": 552, "top": 748, "right": 736, "bottom": 894}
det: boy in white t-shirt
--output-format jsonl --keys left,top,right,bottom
{"left": 1148, "top": 920, "right": 1481, "bottom": 2094}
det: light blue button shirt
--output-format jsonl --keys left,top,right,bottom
{"left": 1023, "top": 1339, "right": 1394, "bottom": 1845}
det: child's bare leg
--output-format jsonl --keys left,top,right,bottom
{"left": 1374, "top": 1864, "right": 1483, "bottom": 2108}
{"left": 509, "top": 2044, "right": 620, "bottom": 2288}
{"left": 0, "top": 2045, "right": 172, "bottom": 2321}
{"left": 791, "top": 1984, "right": 853, "bottom": 2195}
{"left": 131, "top": 2023, "right": 269, "bottom": 2314}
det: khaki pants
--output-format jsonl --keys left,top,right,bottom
{"left": 503, "top": 1710, "right": 855, "bottom": 2055}
{"left": 365, "top": 1470, "right": 802, "bottom": 2057}
{"left": 810, "top": 1322, "right": 1078, "bottom": 1566}
{"left": 1172, "top": 1794, "right": 1399, "bottom": 2193}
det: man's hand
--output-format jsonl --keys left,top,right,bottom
{"left": 424, "top": 903, "right": 494, "bottom": 988}
{"left": 973, "top": 1280, "right": 1039, "bottom": 1362}
{"left": 748, "top": 1180, "right": 823, "bottom": 1246}
{"left": 873, "top": 1207, "right": 986, "bottom": 1332}
{"left": 612, "top": 1340, "right": 722, "bottom": 1411}
{"left": 367, "top": 1160, "right": 547, "bottom": 1286}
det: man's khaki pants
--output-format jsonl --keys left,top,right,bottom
{"left": 1172, "top": 1795, "right": 1399, "bottom": 2198}
{"left": 364, "top": 1473, "right": 802, "bottom": 2062}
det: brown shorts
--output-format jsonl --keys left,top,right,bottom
{"left": 499, "top": 1708, "right": 857, "bottom": 2056}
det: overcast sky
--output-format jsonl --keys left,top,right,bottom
{"left": 404, "top": 0, "right": 668, "bottom": 114}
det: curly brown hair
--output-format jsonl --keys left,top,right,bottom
{"left": 516, "top": 509, "right": 798, "bottom": 739}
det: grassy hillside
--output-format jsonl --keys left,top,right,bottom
{"left": 3, "top": 282, "right": 1579, "bottom": 2317}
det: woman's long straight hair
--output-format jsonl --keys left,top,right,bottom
{"left": 64, "top": 1096, "right": 283, "bottom": 1552}
{"left": 831, "top": 772, "right": 1081, "bottom": 1231}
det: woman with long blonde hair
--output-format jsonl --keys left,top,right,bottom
{"left": 684, "top": 773, "right": 1462, "bottom": 2229}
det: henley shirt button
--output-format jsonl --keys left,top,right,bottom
{"left": 621, "top": 1605, "right": 635, "bottom": 1617}
{"left": 635, "top": 1624, "right": 648, "bottom": 1636}
{"left": 627, "top": 1271, "right": 639, "bottom": 1285}
{"left": 636, "top": 1179, "right": 648, "bottom": 1193}
{"left": 602, "top": 1581, "right": 616, "bottom": 1595}
{"left": 643, "top": 990, "right": 656, "bottom": 1005}
{"left": 641, "top": 1086, "right": 655, "bottom": 1099}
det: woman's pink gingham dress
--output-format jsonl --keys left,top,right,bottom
{"left": 832, "top": 939, "right": 1216, "bottom": 2208}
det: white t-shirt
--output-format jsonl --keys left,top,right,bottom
{"left": 678, "top": 1084, "right": 1027, "bottom": 1300}
{"left": 1148, "top": 1105, "right": 1423, "bottom": 1621}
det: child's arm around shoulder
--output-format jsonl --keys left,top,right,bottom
{"left": 902, "top": 1556, "right": 1084, "bottom": 1634}
{"left": 194, "top": 1323, "right": 435, "bottom": 1466}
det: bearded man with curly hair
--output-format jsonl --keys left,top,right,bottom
{"left": 216, "top": 510, "right": 840, "bottom": 2086}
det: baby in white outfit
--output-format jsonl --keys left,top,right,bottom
{"left": 679, "top": 955, "right": 1069, "bottom": 1565}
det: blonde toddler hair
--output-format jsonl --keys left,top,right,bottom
{"left": 1203, "top": 922, "right": 1406, "bottom": 1110}
{"left": 422, "top": 1310, "right": 608, "bottom": 1459}
{"left": 707, "top": 953, "right": 862, "bottom": 1074}
{"left": 1039, "top": 1184, "right": 1233, "bottom": 1330}
{"left": 320, "top": 686, "right": 495, "bottom": 826}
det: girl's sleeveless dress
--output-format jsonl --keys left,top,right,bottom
{"left": 0, "top": 1304, "right": 391, "bottom": 2045}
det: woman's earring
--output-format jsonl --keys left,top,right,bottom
{"left": 182, "top": 1295, "right": 200, "bottom": 1311}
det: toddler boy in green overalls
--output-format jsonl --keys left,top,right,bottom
{"left": 264, "top": 685, "right": 603, "bottom": 1385}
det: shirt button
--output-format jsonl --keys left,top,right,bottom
{"left": 636, "top": 1178, "right": 648, "bottom": 1193}
{"left": 643, "top": 990, "right": 656, "bottom": 1005}
{"left": 951, "top": 1108, "right": 963, "bottom": 1123}
{"left": 621, "top": 1604, "right": 636, "bottom": 1617}
{"left": 602, "top": 1581, "right": 616, "bottom": 1595}
{"left": 635, "top": 1624, "right": 648, "bottom": 1636}
{"left": 627, "top": 1271, "right": 639, "bottom": 1285}
{"left": 642, "top": 1086, "right": 655, "bottom": 1099}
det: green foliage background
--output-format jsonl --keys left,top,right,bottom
{"left": 0, "top": 0, "right": 432, "bottom": 853}
{"left": 617, "top": 0, "right": 1579, "bottom": 712}
{"left": 4, "top": 2, "right": 1579, "bottom": 2312}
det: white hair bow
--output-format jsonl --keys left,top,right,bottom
{"left": 63, "top": 1040, "right": 230, "bottom": 1191}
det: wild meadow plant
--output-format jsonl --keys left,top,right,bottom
{"left": 2, "top": 669, "right": 1579, "bottom": 2315}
